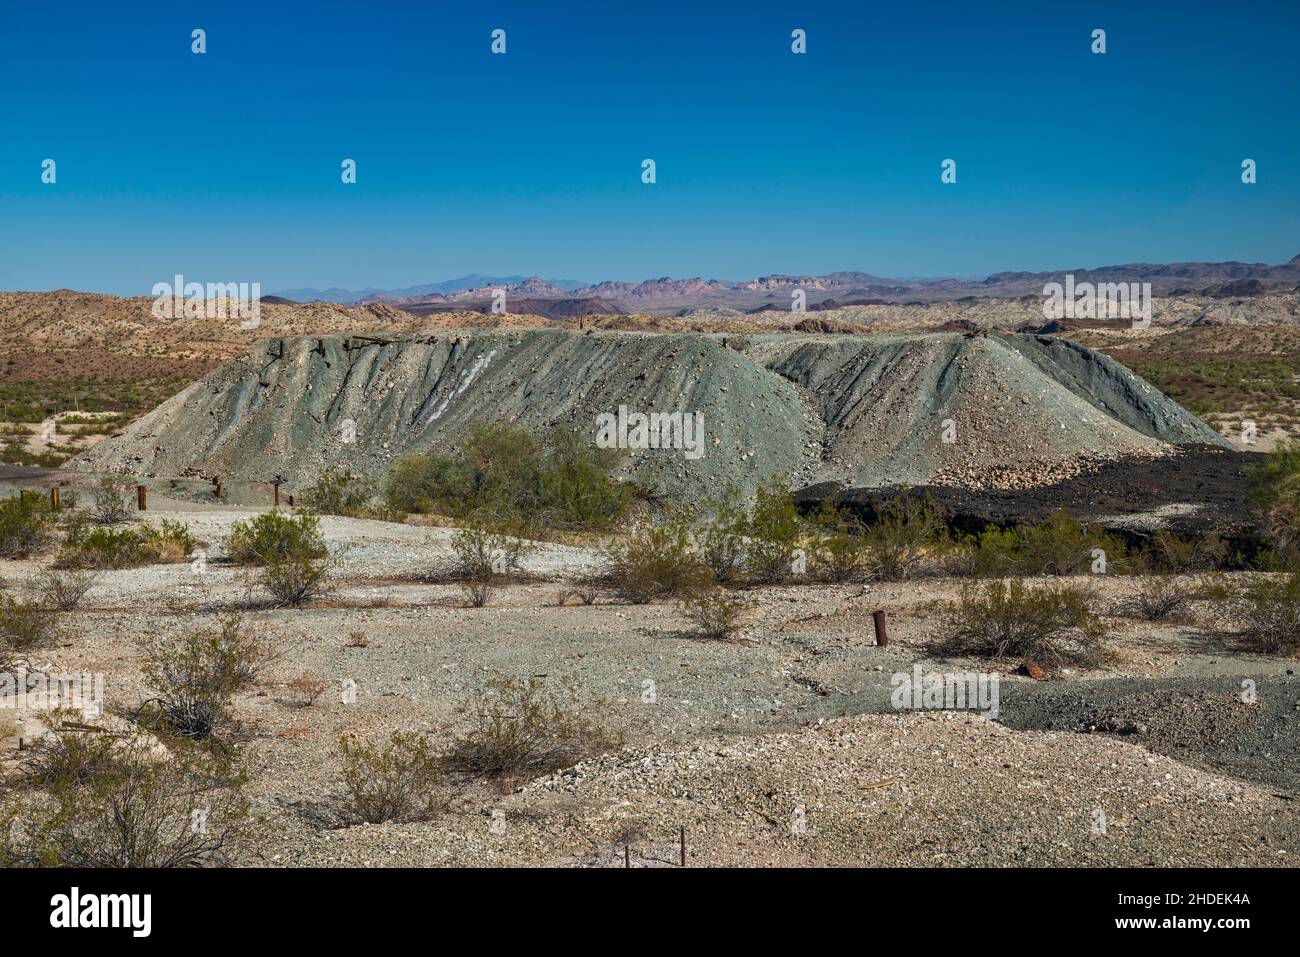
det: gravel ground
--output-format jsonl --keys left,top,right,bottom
{"left": 3, "top": 500, "right": 1298, "bottom": 867}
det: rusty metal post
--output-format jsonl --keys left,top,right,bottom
{"left": 624, "top": 845, "right": 630, "bottom": 868}
{"left": 50, "top": 486, "right": 60, "bottom": 510}
{"left": 680, "top": 827, "right": 686, "bottom": 867}
{"left": 214, "top": 478, "right": 222, "bottom": 500}
{"left": 873, "top": 609, "right": 888, "bottom": 647}
{"left": 137, "top": 485, "right": 147, "bottom": 511}
{"left": 273, "top": 482, "right": 280, "bottom": 507}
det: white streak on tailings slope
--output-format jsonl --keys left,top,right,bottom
{"left": 427, "top": 349, "right": 497, "bottom": 424}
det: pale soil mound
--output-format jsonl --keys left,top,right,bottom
{"left": 70, "top": 329, "right": 1226, "bottom": 500}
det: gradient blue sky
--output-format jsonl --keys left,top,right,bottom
{"left": 2, "top": 0, "right": 1297, "bottom": 294}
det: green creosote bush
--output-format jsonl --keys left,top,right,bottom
{"left": 1, "top": 731, "right": 252, "bottom": 868}
{"left": 600, "top": 511, "right": 708, "bottom": 603}
{"left": 135, "top": 614, "right": 273, "bottom": 740}
{"left": 91, "top": 476, "right": 135, "bottom": 525}
{"left": 337, "top": 730, "right": 445, "bottom": 824}
{"left": 741, "top": 478, "right": 806, "bottom": 584}
{"left": 447, "top": 514, "right": 534, "bottom": 608}
{"left": 385, "top": 422, "right": 633, "bottom": 530}
{"left": 863, "top": 490, "right": 950, "bottom": 581}
{"left": 678, "top": 585, "right": 751, "bottom": 640}
{"left": 1229, "top": 573, "right": 1300, "bottom": 655}
{"left": 441, "top": 675, "right": 623, "bottom": 786}
{"left": 937, "top": 578, "right": 1107, "bottom": 671}
{"left": 56, "top": 519, "right": 196, "bottom": 570}
{"left": 226, "top": 510, "right": 327, "bottom": 565}
{"left": 0, "top": 594, "right": 61, "bottom": 651}
{"left": 0, "top": 494, "right": 56, "bottom": 557}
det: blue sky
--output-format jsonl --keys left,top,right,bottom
{"left": 1, "top": 0, "right": 1297, "bottom": 294}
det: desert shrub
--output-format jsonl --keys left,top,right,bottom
{"left": 539, "top": 427, "right": 633, "bottom": 529}
{"left": 36, "top": 569, "right": 99, "bottom": 611}
{"left": 141, "top": 519, "right": 197, "bottom": 563}
{"left": 809, "top": 502, "right": 869, "bottom": 582}
{"left": 863, "top": 491, "right": 949, "bottom": 581}
{"left": 0, "top": 494, "right": 55, "bottom": 557}
{"left": 1230, "top": 574, "right": 1300, "bottom": 655}
{"left": 678, "top": 585, "right": 750, "bottom": 640}
{"left": 136, "top": 615, "right": 272, "bottom": 739}
{"left": 1015, "top": 510, "right": 1126, "bottom": 576}
{"left": 947, "top": 525, "right": 1024, "bottom": 577}
{"left": 601, "top": 514, "right": 706, "bottom": 603}
{"left": 442, "top": 675, "right": 623, "bottom": 784}
{"left": 260, "top": 553, "right": 332, "bottom": 607}
{"left": 1247, "top": 439, "right": 1300, "bottom": 559}
{"left": 0, "top": 595, "right": 60, "bottom": 651}
{"left": 21, "top": 713, "right": 124, "bottom": 789}
{"left": 91, "top": 476, "right": 134, "bottom": 525}
{"left": 56, "top": 525, "right": 149, "bottom": 569}
{"left": 1143, "top": 530, "right": 1231, "bottom": 573}
{"left": 695, "top": 496, "right": 749, "bottom": 586}
{"left": 446, "top": 515, "right": 533, "bottom": 608}
{"left": 226, "top": 510, "right": 327, "bottom": 565}
{"left": 1115, "top": 575, "right": 1196, "bottom": 622}
{"left": 385, "top": 422, "right": 630, "bottom": 530}
{"left": 56, "top": 520, "right": 192, "bottom": 570}
{"left": 282, "top": 672, "right": 327, "bottom": 708}
{"left": 743, "top": 479, "right": 806, "bottom": 583}
{"left": 385, "top": 451, "right": 478, "bottom": 516}
{"left": 555, "top": 577, "right": 602, "bottom": 606}
{"left": 938, "top": 579, "right": 1106, "bottom": 670}
{"left": 299, "top": 469, "right": 375, "bottom": 518}
{"left": 2, "top": 735, "right": 251, "bottom": 868}
{"left": 338, "top": 730, "right": 445, "bottom": 824}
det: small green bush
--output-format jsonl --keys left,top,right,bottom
{"left": 947, "top": 525, "right": 1024, "bottom": 577}
{"left": 299, "top": 469, "right": 375, "bottom": 518}
{"left": 1247, "top": 439, "right": 1300, "bottom": 558}
{"left": 1230, "top": 574, "right": 1300, "bottom": 655}
{"left": 695, "top": 496, "right": 749, "bottom": 586}
{"left": 601, "top": 513, "right": 706, "bottom": 603}
{"left": 743, "top": 479, "right": 806, "bottom": 583}
{"left": 678, "top": 585, "right": 750, "bottom": 640}
{"left": 447, "top": 515, "right": 533, "bottom": 608}
{"left": 442, "top": 675, "right": 623, "bottom": 785}
{"left": 384, "top": 422, "right": 631, "bottom": 530}
{"left": 809, "top": 502, "right": 869, "bottom": 582}
{"left": 338, "top": 730, "right": 445, "bottom": 824}
{"left": 2, "top": 733, "right": 251, "bottom": 868}
{"left": 1013, "top": 510, "right": 1125, "bottom": 576}
{"left": 226, "top": 511, "right": 327, "bottom": 565}
{"left": 136, "top": 615, "right": 272, "bottom": 739}
{"left": 0, "top": 495, "right": 55, "bottom": 557}
{"left": 863, "top": 491, "right": 949, "bottom": 581}
{"left": 90, "top": 476, "right": 134, "bottom": 525}
{"left": 938, "top": 579, "right": 1106, "bottom": 670}
{"left": 260, "top": 554, "right": 332, "bottom": 607}
{"left": 0, "top": 595, "right": 60, "bottom": 651}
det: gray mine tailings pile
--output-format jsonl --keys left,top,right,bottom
{"left": 71, "top": 329, "right": 1228, "bottom": 499}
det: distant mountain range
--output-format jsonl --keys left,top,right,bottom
{"left": 273, "top": 274, "right": 588, "bottom": 305}
{"left": 271, "top": 255, "right": 1300, "bottom": 315}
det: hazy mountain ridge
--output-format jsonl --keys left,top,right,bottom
{"left": 267, "top": 255, "right": 1300, "bottom": 315}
